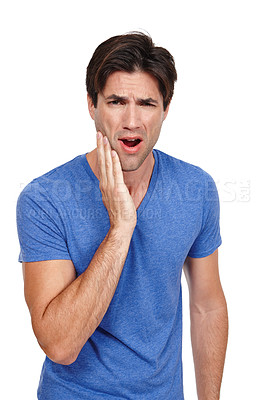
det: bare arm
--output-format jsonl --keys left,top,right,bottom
{"left": 183, "top": 250, "right": 228, "bottom": 400}
{"left": 23, "top": 132, "right": 136, "bottom": 365}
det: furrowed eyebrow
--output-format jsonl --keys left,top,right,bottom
{"left": 105, "top": 94, "right": 128, "bottom": 102}
{"left": 105, "top": 95, "right": 158, "bottom": 104}
{"left": 138, "top": 97, "right": 158, "bottom": 105}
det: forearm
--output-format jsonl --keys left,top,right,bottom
{"left": 190, "top": 301, "right": 228, "bottom": 400}
{"left": 35, "top": 226, "right": 133, "bottom": 364}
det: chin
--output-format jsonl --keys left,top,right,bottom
{"left": 120, "top": 155, "right": 148, "bottom": 172}
{"left": 120, "top": 162, "right": 141, "bottom": 172}
{"left": 117, "top": 144, "right": 154, "bottom": 172}
{"left": 121, "top": 166, "right": 140, "bottom": 172}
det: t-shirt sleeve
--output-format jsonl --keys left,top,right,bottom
{"left": 16, "top": 180, "right": 71, "bottom": 263}
{"left": 187, "top": 172, "right": 222, "bottom": 258}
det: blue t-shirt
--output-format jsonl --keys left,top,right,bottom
{"left": 17, "top": 149, "right": 221, "bottom": 400}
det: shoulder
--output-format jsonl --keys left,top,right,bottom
{"left": 34, "top": 154, "right": 86, "bottom": 183}
{"left": 154, "top": 149, "right": 214, "bottom": 184}
{"left": 154, "top": 149, "right": 219, "bottom": 207}
{"left": 18, "top": 154, "right": 86, "bottom": 202}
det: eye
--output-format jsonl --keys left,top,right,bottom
{"left": 108, "top": 100, "right": 124, "bottom": 106}
{"left": 139, "top": 101, "right": 156, "bottom": 107}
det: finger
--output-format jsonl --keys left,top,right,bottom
{"left": 97, "top": 131, "right": 107, "bottom": 185}
{"left": 111, "top": 150, "right": 124, "bottom": 186}
{"left": 103, "top": 136, "right": 114, "bottom": 186}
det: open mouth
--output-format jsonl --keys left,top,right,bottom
{"left": 120, "top": 138, "right": 141, "bottom": 147}
{"left": 118, "top": 137, "right": 143, "bottom": 153}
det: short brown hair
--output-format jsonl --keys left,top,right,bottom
{"left": 86, "top": 32, "right": 177, "bottom": 111}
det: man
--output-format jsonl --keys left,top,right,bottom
{"left": 17, "top": 32, "right": 228, "bottom": 399}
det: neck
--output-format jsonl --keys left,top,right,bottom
{"left": 122, "top": 152, "right": 154, "bottom": 195}
{"left": 86, "top": 149, "right": 155, "bottom": 209}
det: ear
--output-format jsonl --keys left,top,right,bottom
{"left": 87, "top": 94, "right": 96, "bottom": 120}
{"left": 163, "top": 102, "right": 171, "bottom": 121}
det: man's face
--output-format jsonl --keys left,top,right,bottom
{"left": 88, "top": 71, "right": 169, "bottom": 171}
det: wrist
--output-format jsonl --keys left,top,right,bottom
{"left": 109, "top": 221, "right": 136, "bottom": 238}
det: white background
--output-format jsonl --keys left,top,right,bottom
{"left": 1, "top": 0, "right": 265, "bottom": 398}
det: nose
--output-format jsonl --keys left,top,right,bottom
{"left": 122, "top": 103, "right": 141, "bottom": 131}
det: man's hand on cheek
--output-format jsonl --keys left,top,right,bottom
{"left": 96, "top": 131, "right": 137, "bottom": 234}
